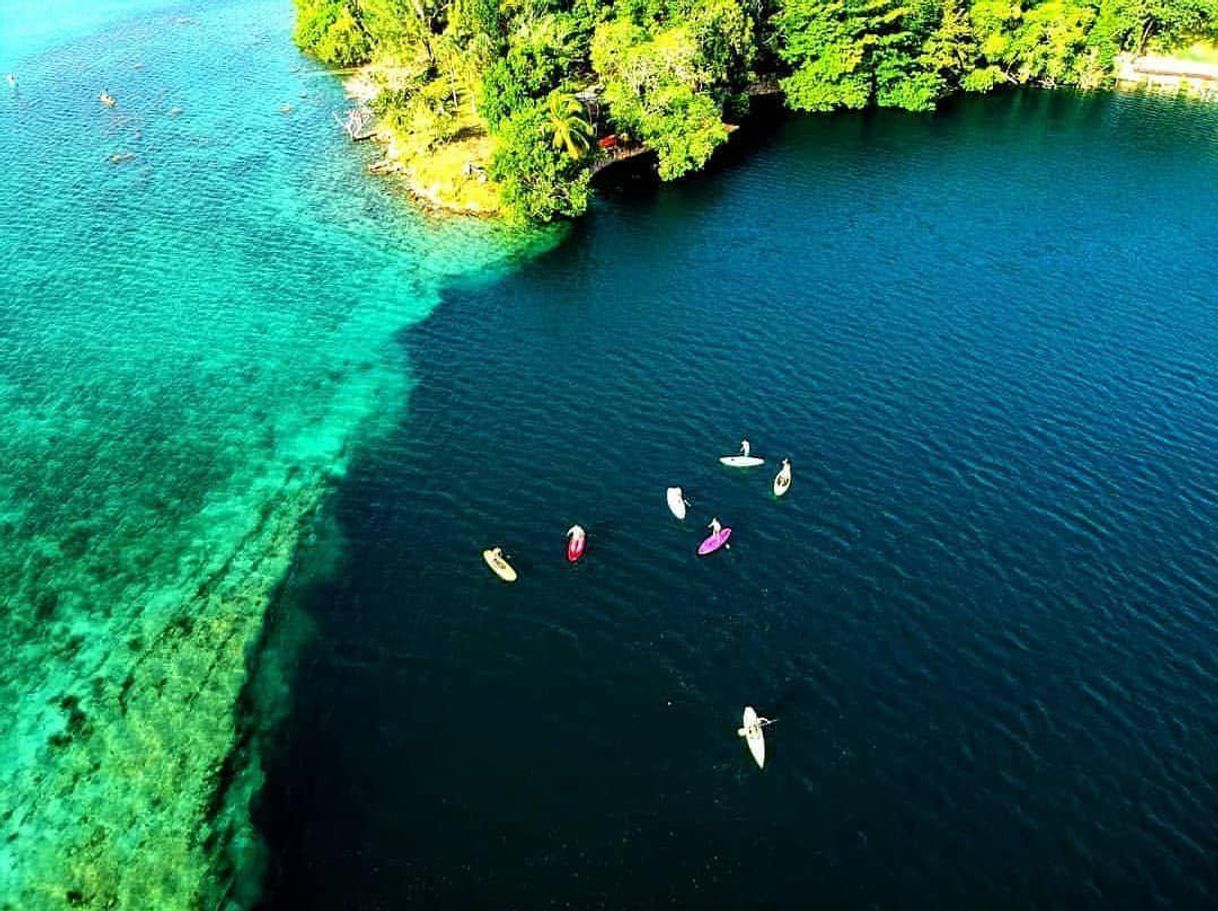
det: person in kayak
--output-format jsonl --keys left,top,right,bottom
{"left": 740, "top": 439, "right": 751, "bottom": 458}
{"left": 708, "top": 517, "right": 722, "bottom": 536}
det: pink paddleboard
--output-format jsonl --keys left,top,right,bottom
{"left": 697, "top": 528, "right": 732, "bottom": 555}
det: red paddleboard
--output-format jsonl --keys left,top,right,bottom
{"left": 566, "top": 526, "right": 586, "bottom": 563}
{"left": 697, "top": 527, "right": 732, "bottom": 555}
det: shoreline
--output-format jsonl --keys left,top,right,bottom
{"left": 1113, "top": 52, "right": 1218, "bottom": 98}
{"left": 342, "top": 69, "right": 501, "bottom": 218}
{"left": 340, "top": 55, "right": 1218, "bottom": 222}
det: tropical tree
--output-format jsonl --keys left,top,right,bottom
{"left": 1117, "top": 0, "right": 1218, "bottom": 53}
{"left": 590, "top": 14, "right": 734, "bottom": 178}
{"left": 294, "top": 0, "right": 371, "bottom": 65}
{"left": 490, "top": 100, "right": 591, "bottom": 222}
{"left": 775, "top": 0, "right": 949, "bottom": 112}
{"left": 920, "top": 0, "right": 982, "bottom": 88}
{"left": 545, "top": 91, "right": 592, "bottom": 159}
{"left": 293, "top": 0, "right": 1218, "bottom": 223}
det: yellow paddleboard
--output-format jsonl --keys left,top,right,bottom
{"left": 482, "top": 547, "right": 517, "bottom": 582}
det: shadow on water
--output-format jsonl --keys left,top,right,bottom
{"left": 206, "top": 505, "right": 342, "bottom": 909}
{"left": 0, "top": 1, "right": 556, "bottom": 906}
{"left": 255, "top": 89, "right": 1218, "bottom": 911}
{"left": 591, "top": 94, "right": 791, "bottom": 203}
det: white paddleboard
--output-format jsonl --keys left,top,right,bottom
{"left": 666, "top": 486, "right": 687, "bottom": 520}
{"left": 773, "top": 462, "right": 792, "bottom": 497}
{"left": 719, "top": 455, "right": 765, "bottom": 468}
{"left": 738, "top": 706, "right": 765, "bottom": 769}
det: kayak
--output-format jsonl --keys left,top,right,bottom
{"left": 566, "top": 525, "right": 586, "bottom": 563}
{"left": 773, "top": 462, "right": 792, "bottom": 497}
{"left": 666, "top": 486, "right": 687, "bottom": 520}
{"left": 482, "top": 547, "right": 517, "bottom": 582}
{"left": 697, "top": 527, "right": 732, "bottom": 555}
{"left": 719, "top": 455, "right": 765, "bottom": 468}
{"left": 737, "top": 706, "right": 766, "bottom": 769}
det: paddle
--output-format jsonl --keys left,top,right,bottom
{"left": 738, "top": 718, "right": 778, "bottom": 736}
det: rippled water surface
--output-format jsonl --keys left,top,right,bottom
{"left": 0, "top": 1, "right": 541, "bottom": 905}
{"left": 258, "top": 93, "right": 1218, "bottom": 909}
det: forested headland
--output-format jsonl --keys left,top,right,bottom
{"left": 295, "top": 0, "right": 1218, "bottom": 220}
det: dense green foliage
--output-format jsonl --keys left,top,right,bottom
{"left": 294, "top": 0, "right": 1218, "bottom": 219}
{"left": 490, "top": 97, "right": 592, "bottom": 221}
{"left": 294, "top": 0, "right": 371, "bottom": 66}
{"left": 590, "top": 0, "right": 752, "bottom": 177}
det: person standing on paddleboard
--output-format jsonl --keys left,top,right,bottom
{"left": 708, "top": 517, "right": 722, "bottom": 536}
{"left": 739, "top": 439, "right": 751, "bottom": 458}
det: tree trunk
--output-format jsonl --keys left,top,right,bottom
{"left": 1139, "top": 20, "right": 1156, "bottom": 56}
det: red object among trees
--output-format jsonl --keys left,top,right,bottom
{"left": 598, "top": 135, "right": 618, "bottom": 150}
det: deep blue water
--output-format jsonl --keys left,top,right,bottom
{"left": 0, "top": 1, "right": 542, "bottom": 904}
{"left": 256, "top": 92, "right": 1218, "bottom": 908}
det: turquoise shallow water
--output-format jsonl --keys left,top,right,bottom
{"left": 0, "top": 1, "right": 547, "bottom": 906}
{"left": 0, "top": 0, "right": 176, "bottom": 70}
{"left": 5, "top": 3, "right": 1218, "bottom": 908}
{"left": 258, "top": 92, "right": 1218, "bottom": 908}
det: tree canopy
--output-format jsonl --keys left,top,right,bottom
{"left": 293, "top": 0, "right": 1218, "bottom": 220}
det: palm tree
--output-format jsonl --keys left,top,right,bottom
{"left": 545, "top": 91, "right": 592, "bottom": 160}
